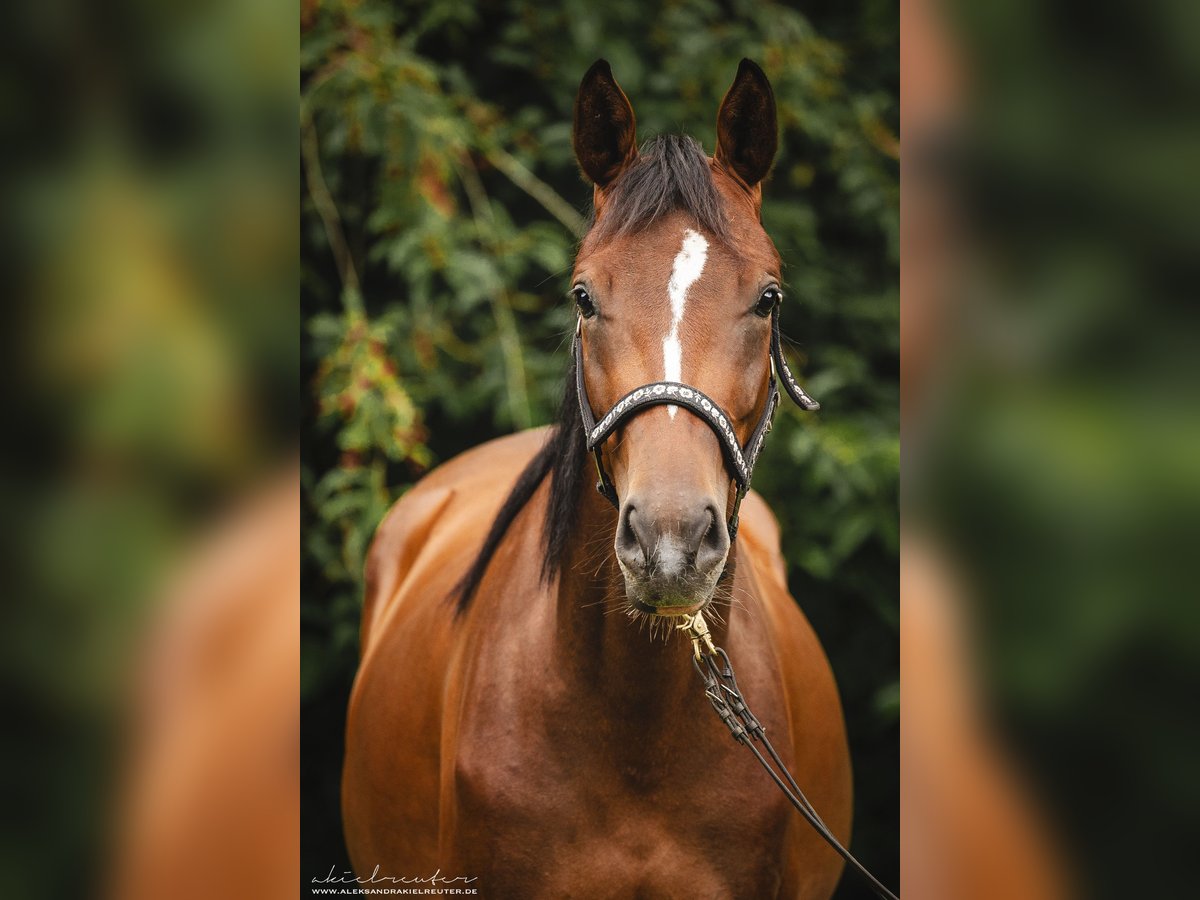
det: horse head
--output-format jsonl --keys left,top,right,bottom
{"left": 571, "top": 59, "right": 799, "bottom": 616}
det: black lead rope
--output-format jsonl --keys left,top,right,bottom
{"left": 681, "top": 616, "right": 900, "bottom": 900}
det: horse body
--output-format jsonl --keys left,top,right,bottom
{"left": 343, "top": 429, "right": 851, "bottom": 897}
{"left": 344, "top": 58, "right": 858, "bottom": 898}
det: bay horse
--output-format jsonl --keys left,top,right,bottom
{"left": 343, "top": 59, "right": 853, "bottom": 898}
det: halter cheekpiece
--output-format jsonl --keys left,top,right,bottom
{"left": 574, "top": 304, "right": 819, "bottom": 539}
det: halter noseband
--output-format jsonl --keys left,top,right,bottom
{"left": 573, "top": 305, "right": 819, "bottom": 540}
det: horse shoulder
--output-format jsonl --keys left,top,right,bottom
{"left": 740, "top": 484, "right": 848, "bottom": 705}
{"left": 345, "top": 428, "right": 552, "bottom": 874}
{"left": 737, "top": 489, "right": 845, "bottom": 735}
{"left": 360, "top": 427, "right": 552, "bottom": 651}
{"left": 737, "top": 489, "right": 787, "bottom": 587}
{"left": 738, "top": 489, "right": 854, "bottom": 896}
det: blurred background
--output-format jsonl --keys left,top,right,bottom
{"left": 1, "top": 0, "right": 297, "bottom": 897}
{"left": 904, "top": 0, "right": 1200, "bottom": 896}
{"left": 22, "top": 0, "right": 1200, "bottom": 896}
{"left": 300, "top": 0, "right": 898, "bottom": 897}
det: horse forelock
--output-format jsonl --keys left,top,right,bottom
{"left": 587, "top": 134, "right": 731, "bottom": 245}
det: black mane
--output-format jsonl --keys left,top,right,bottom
{"left": 452, "top": 134, "right": 727, "bottom": 613}
{"left": 450, "top": 359, "right": 588, "bottom": 614}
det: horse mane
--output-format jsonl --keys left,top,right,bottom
{"left": 451, "top": 362, "right": 587, "bottom": 614}
{"left": 451, "top": 133, "right": 727, "bottom": 613}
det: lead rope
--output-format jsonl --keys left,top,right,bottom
{"left": 678, "top": 612, "right": 900, "bottom": 900}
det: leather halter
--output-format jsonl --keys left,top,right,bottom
{"left": 573, "top": 304, "right": 819, "bottom": 539}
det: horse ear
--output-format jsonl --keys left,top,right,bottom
{"left": 715, "top": 59, "right": 778, "bottom": 189}
{"left": 573, "top": 60, "right": 637, "bottom": 188}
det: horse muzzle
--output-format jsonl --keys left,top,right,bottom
{"left": 614, "top": 499, "right": 728, "bottom": 615}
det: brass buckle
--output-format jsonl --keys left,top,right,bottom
{"left": 677, "top": 610, "right": 717, "bottom": 661}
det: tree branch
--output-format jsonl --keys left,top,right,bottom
{"left": 456, "top": 156, "right": 533, "bottom": 430}
{"left": 485, "top": 146, "right": 587, "bottom": 238}
{"left": 301, "top": 107, "right": 363, "bottom": 313}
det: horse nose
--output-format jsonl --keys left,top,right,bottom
{"left": 616, "top": 500, "right": 728, "bottom": 582}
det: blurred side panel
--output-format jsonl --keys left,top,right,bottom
{"left": 904, "top": 0, "right": 1200, "bottom": 895}
{"left": 0, "top": 0, "right": 297, "bottom": 897}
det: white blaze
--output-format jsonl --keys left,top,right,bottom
{"left": 663, "top": 229, "right": 708, "bottom": 419}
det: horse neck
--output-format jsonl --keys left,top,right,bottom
{"left": 548, "top": 481, "right": 731, "bottom": 708}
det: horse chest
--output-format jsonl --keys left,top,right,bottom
{"left": 448, "top": 675, "right": 793, "bottom": 897}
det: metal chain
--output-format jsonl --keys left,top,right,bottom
{"left": 677, "top": 612, "right": 900, "bottom": 900}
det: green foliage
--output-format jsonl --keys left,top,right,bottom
{"left": 302, "top": 0, "right": 896, "bottom": 891}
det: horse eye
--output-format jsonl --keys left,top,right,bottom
{"left": 572, "top": 286, "right": 597, "bottom": 319}
{"left": 754, "top": 287, "right": 781, "bottom": 318}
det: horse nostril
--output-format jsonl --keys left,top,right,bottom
{"left": 616, "top": 505, "right": 650, "bottom": 572}
{"left": 680, "top": 504, "right": 714, "bottom": 558}
{"left": 693, "top": 504, "right": 728, "bottom": 575}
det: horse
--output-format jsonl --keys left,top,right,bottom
{"left": 342, "top": 59, "right": 853, "bottom": 899}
